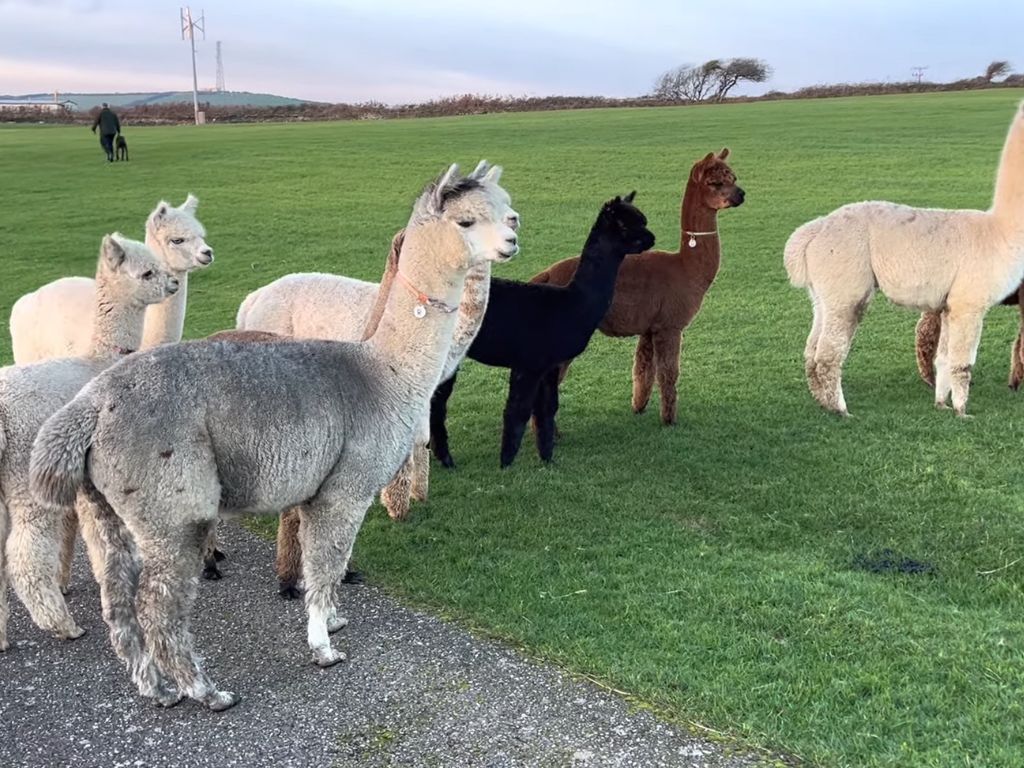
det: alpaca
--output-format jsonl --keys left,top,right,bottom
{"left": 785, "top": 103, "right": 1024, "bottom": 416}
{"left": 524, "top": 149, "right": 745, "bottom": 430}
{"left": 17, "top": 164, "right": 518, "bottom": 711}
{"left": 10, "top": 194, "right": 213, "bottom": 364}
{"left": 432, "top": 193, "right": 656, "bottom": 469}
{"left": 914, "top": 284, "right": 1024, "bottom": 389}
{"left": 235, "top": 161, "right": 516, "bottom": 527}
{"left": 0, "top": 234, "right": 178, "bottom": 651}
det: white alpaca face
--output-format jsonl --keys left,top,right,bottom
{"left": 442, "top": 184, "right": 520, "bottom": 265}
{"left": 103, "top": 236, "right": 181, "bottom": 307}
{"left": 146, "top": 195, "right": 215, "bottom": 273}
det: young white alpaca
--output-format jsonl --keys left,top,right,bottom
{"left": 19, "top": 164, "right": 518, "bottom": 711}
{"left": 236, "top": 161, "right": 518, "bottom": 523}
{"left": 9, "top": 194, "right": 213, "bottom": 364}
{"left": 785, "top": 102, "right": 1024, "bottom": 416}
{"left": 0, "top": 235, "right": 178, "bottom": 651}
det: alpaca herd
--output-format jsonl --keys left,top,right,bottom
{"left": 1, "top": 101, "right": 1022, "bottom": 712}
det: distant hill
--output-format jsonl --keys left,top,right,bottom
{"left": 1, "top": 91, "right": 314, "bottom": 111}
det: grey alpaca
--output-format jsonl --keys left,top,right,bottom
{"left": 1, "top": 235, "right": 178, "bottom": 651}
{"left": 23, "top": 164, "right": 518, "bottom": 711}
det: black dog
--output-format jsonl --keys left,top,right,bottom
{"left": 115, "top": 134, "right": 128, "bottom": 161}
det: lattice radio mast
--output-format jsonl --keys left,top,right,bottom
{"left": 180, "top": 7, "right": 206, "bottom": 124}
{"left": 215, "top": 41, "right": 226, "bottom": 92}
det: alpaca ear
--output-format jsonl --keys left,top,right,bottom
{"left": 102, "top": 234, "right": 126, "bottom": 270}
{"left": 623, "top": 190, "right": 636, "bottom": 203}
{"left": 468, "top": 160, "right": 490, "bottom": 180}
{"left": 179, "top": 193, "right": 199, "bottom": 215}
{"left": 432, "top": 163, "right": 460, "bottom": 211}
{"left": 150, "top": 201, "right": 171, "bottom": 224}
{"left": 702, "top": 152, "right": 715, "bottom": 163}
{"left": 717, "top": 147, "right": 729, "bottom": 160}
{"left": 386, "top": 228, "right": 405, "bottom": 272}
{"left": 483, "top": 164, "right": 503, "bottom": 183}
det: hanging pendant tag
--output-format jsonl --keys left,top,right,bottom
{"left": 413, "top": 304, "right": 427, "bottom": 319}
{"left": 688, "top": 237, "right": 697, "bottom": 248}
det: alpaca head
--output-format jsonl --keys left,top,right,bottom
{"left": 596, "top": 192, "right": 656, "bottom": 255}
{"left": 146, "top": 194, "right": 215, "bottom": 273}
{"left": 98, "top": 233, "right": 181, "bottom": 307}
{"left": 690, "top": 148, "right": 745, "bottom": 210}
{"left": 406, "top": 162, "right": 520, "bottom": 273}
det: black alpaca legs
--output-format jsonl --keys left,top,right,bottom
{"left": 501, "top": 369, "right": 542, "bottom": 468}
{"left": 532, "top": 367, "right": 561, "bottom": 462}
{"left": 429, "top": 372, "right": 458, "bottom": 468}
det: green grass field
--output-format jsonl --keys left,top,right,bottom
{"left": 3, "top": 89, "right": 1024, "bottom": 767}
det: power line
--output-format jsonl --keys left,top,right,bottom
{"left": 180, "top": 7, "right": 206, "bottom": 124}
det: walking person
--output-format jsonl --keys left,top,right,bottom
{"left": 90, "top": 103, "right": 121, "bottom": 162}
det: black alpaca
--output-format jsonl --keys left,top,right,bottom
{"left": 431, "top": 193, "right": 655, "bottom": 468}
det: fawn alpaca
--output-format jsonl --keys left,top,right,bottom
{"left": 786, "top": 103, "right": 1024, "bottom": 416}
{"left": 20, "top": 165, "right": 517, "bottom": 711}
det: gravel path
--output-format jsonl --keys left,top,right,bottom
{"left": 1, "top": 523, "right": 768, "bottom": 768}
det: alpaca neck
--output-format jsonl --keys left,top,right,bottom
{"left": 141, "top": 231, "right": 189, "bottom": 349}
{"left": 679, "top": 184, "right": 721, "bottom": 285}
{"left": 570, "top": 222, "right": 626, "bottom": 295}
{"left": 88, "top": 273, "right": 148, "bottom": 359}
{"left": 448, "top": 262, "right": 493, "bottom": 358}
{"left": 992, "top": 111, "right": 1024, "bottom": 225}
{"left": 367, "top": 230, "right": 466, "bottom": 400}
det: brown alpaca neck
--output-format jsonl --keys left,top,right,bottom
{"left": 678, "top": 183, "right": 721, "bottom": 287}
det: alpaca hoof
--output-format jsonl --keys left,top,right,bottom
{"left": 327, "top": 615, "right": 349, "bottom": 634}
{"left": 212, "top": 548, "right": 227, "bottom": 562}
{"left": 386, "top": 506, "right": 409, "bottom": 522}
{"left": 955, "top": 409, "right": 973, "bottom": 419}
{"left": 342, "top": 570, "right": 364, "bottom": 585}
{"left": 59, "top": 584, "right": 70, "bottom": 596}
{"left": 313, "top": 647, "right": 346, "bottom": 667}
{"left": 935, "top": 401, "right": 952, "bottom": 411}
{"left": 202, "top": 565, "right": 223, "bottom": 581}
{"left": 0, "top": 638, "right": 9, "bottom": 652}
{"left": 153, "top": 686, "right": 184, "bottom": 708}
{"left": 205, "top": 690, "right": 241, "bottom": 712}
{"left": 278, "top": 583, "right": 303, "bottom": 600}
{"left": 59, "top": 624, "right": 86, "bottom": 641}
{"left": 411, "top": 487, "right": 428, "bottom": 503}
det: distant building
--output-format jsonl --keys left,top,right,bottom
{"left": 0, "top": 95, "right": 77, "bottom": 113}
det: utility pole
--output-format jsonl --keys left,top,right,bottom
{"left": 910, "top": 65, "right": 928, "bottom": 85}
{"left": 215, "top": 41, "right": 225, "bottom": 92}
{"left": 181, "top": 7, "right": 206, "bottom": 124}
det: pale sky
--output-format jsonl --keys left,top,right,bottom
{"left": 0, "top": 0, "right": 1020, "bottom": 103}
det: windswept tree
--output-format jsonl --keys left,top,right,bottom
{"left": 652, "top": 57, "right": 771, "bottom": 103}
{"left": 984, "top": 60, "right": 1012, "bottom": 83}
{"left": 712, "top": 58, "right": 772, "bottom": 101}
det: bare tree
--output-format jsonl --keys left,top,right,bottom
{"left": 711, "top": 58, "right": 772, "bottom": 101}
{"left": 651, "top": 60, "right": 723, "bottom": 102}
{"left": 984, "top": 60, "right": 1012, "bottom": 83}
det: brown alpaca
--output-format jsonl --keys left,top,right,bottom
{"left": 530, "top": 149, "right": 744, "bottom": 424}
{"left": 915, "top": 284, "right": 1024, "bottom": 389}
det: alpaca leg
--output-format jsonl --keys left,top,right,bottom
{"left": 632, "top": 333, "right": 656, "bottom": 414}
{"left": 803, "top": 288, "right": 824, "bottom": 380}
{"left": 380, "top": 452, "right": 414, "bottom": 521}
{"left": 135, "top": 518, "right": 238, "bottom": 711}
{"left": 410, "top": 418, "right": 430, "bottom": 501}
{"left": 501, "top": 369, "right": 542, "bottom": 468}
{"left": 6, "top": 497, "right": 84, "bottom": 641}
{"left": 810, "top": 302, "right": 864, "bottom": 415}
{"left": 915, "top": 312, "right": 942, "bottom": 388}
{"left": 1010, "top": 304, "right": 1024, "bottom": 391}
{"left": 430, "top": 372, "right": 457, "bottom": 469}
{"left": 201, "top": 522, "right": 223, "bottom": 580}
{"left": 946, "top": 308, "right": 986, "bottom": 417}
{"left": 652, "top": 329, "right": 682, "bottom": 425}
{"left": 533, "top": 367, "right": 561, "bottom": 463}
{"left": 934, "top": 312, "right": 952, "bottom": 408}
{"left": 58, "top": 508, "right": 77, "bottom": 594}
{"left": 299, "top": 497, "right": 369, "bottom": 667}
{"left": 276, "top": 507, "right": 303, "bottom": 599}
{"left": 83, "top": 492, "right": 179, "bottom": 706}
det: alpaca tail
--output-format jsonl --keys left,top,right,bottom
{"left": 30, "top": 393, "right": 100, "bottom": 509}
{"left": 783, "top": 218, "right": 825, "bottom": 288}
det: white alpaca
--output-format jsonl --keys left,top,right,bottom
{"left": 785, "top": 102, "right": 1024, "bottom": 416}
{"left": 237, "top": 161, "right": 518, "bottom": 521}
{"left": 9, "top": 194, "right": 213, "bottom": 364}
{"left": 0, "top": 235, "right": 178, "bottom": 651}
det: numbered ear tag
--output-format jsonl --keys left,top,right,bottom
{"left": 414, "top": 304, "right": 427, "bottom": 319}
{"left": 688, "top": 236, "right": 697, "bottom": 248}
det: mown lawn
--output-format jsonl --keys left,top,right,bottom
{"left": 2, "top": 89, "right": 1024, "bottom": 767}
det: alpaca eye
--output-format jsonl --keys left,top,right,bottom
{"left": 457, "top": 220, "right": 475, "bottom": 228}
{"left": 170, "top": 237, "right": 186, "bottom": 245}
{"left": 141, "top": 270, "right": 154, "bottom": 279}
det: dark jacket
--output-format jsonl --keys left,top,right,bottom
{"left": 91, "top": 108, "right": 121, "bottom": 135}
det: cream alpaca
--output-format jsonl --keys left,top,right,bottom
{"left": 9, "top": 195, "right": 213, "bottom": 363}
{"left": 19, "top": 165, "right": 517, "bottom": 711}
{"left": 784, "top": 102, "right": 1024, "bottom": 416}
{"left": 0, "top": 235, "right": 178, "bottom": 651}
